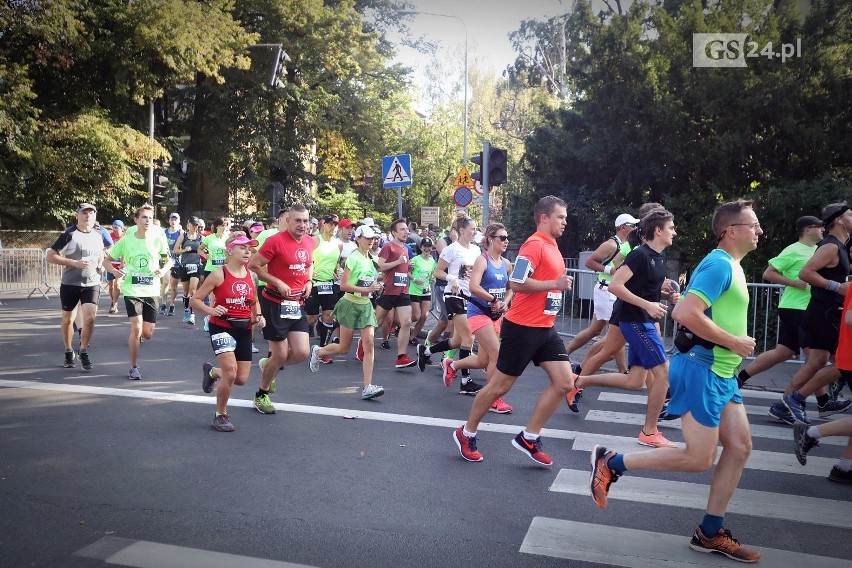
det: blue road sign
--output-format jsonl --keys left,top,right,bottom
{"left": 382, "top": 154, "right": 412, "bottom": 188}
{"left": 454, "top": 186, "right": 473, "bottom": 207}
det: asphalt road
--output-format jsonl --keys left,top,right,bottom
{"left": 0, "top": 295, "right": 850, "bottom": 568}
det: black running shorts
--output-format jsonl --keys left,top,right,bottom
{"left": 496, "top": 318, "right": 570, "bottom": 377}
{"left": 60, "top": 284, "right": 101, "bottom": 311}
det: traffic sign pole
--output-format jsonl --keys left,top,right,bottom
{"left": 397, "top": 187, "right": 403, "bottom": 219}
{"left": 482, "top": 140, "right": 490, "bottom": 227}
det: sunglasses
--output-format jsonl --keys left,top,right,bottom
{"left": 494, "top": 235, "right": 509, "bottom": 241}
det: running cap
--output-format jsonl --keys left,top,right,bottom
{"left": 226, "top": 235, "right": 258, "bottom": 249}
{"left": 77, "top": 202, "right": 97, "bottom": 213}
{"left": 310, "top": 218, "right": 318, "bottom": 224}
{"left": 338, "top": 218, "right": 353, "bottom": 228}
{"left": 420, "top": 238, "right": 434, "bottom": 247}
{"left": 322, "top": 214, "right": 339, "bottom": 224}
{"left": 361, "top": 216, "right": 375, "bottom": 227}
{"left": 615, "top": 213, "right": 639, "bottom": 227}
{"left": 169, "top": 212, "right": 180, "bottom": 219}
{"left": 822, "top": 203, "right": 849, "bottom": 226}
{"left": 355, "top": 225, "right": 377, "bottom": 239}
{"left": 111, "top": 220, "right": 125, "bottom": 229}
{"left": 795, "top": 215, "right": 823, "bottom": 233}
{"left": 250, "top": 223, "right": 264, "bottom": 232}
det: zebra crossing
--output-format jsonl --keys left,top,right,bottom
{"left": 520, "top": 387, "right": 852, "bottom": 567}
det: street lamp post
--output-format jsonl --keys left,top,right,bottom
{"left": 399, "top": 10, "right": 468, "bottom": 166}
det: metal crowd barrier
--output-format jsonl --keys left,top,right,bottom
{"left": 0, "top": 248, "right": 58, "bottom": 299}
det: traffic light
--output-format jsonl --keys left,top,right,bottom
{"left": 470, "top": 151, "right": 485, "bottom": 185}
{"left": 488, "top": 147, "right": 508, "bottom": 186}
{"left": 269, "top": 46, "right": 291, "bottom": 88}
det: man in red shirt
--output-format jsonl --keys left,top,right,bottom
{"left": 375, "top": 218, "right": 416, "bottom": 368}
{"left": 248, "top": 204, "right": 314, "bottom": 414}
{"left": 453, "top": 196, "right": 575, "bottom": 465}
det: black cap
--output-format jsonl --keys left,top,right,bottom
{"left": 420, "top": 238, "right": 434, "bottom": 247}
{"left": 796, "top": 215, "right": 823, "bottom": 233}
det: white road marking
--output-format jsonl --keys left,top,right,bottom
{"left": 550, "top": 469, "right": 850, "bottom": 529}
{"left": 520, "top": 517, "right": 852, "bottom": 568}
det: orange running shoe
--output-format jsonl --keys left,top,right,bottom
{"left": 637, "top": 430, "right": 678, "bottom": 448}
{"left": 565, "top": 387, "right": 580, "bottom": 412}
{"left": 689, "top": 526, "right": 761, "bottom": 563}
{"left": 590, "top": 445, "right": 620, "bottom": 509}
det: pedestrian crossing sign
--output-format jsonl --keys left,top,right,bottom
{"left": 382, "top": 154, "right": 412, "bottom": 188}
{"left": 452, "top": 166, "right": 473, "bottom": 188}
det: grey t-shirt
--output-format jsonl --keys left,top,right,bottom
{"left": 50, "top": 227, "right": 107, "bottom": 287}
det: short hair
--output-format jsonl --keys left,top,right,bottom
{"left": 638, "top": 209, "right": 674, "bottom": 242}
{"left": 533, "top": 195, "right": 567, "bottom": 223}
{"left": 638, "top": 202, "right": 665, "bottom": 217}
{"left": 289, "top": 203, "right": 308, "bottom": 215}
{"left": 483, "top": 222, "right": 506, "bottom": 248}
{"left": 453, "top": 216, "right": 475, "bottom": 232}
{"left": 134, "top": 203, "right": 155, "bottom": 218}
{"left": 391, "top": 218, "right": 407, "bottom": 234}
{"left": 712, "top": 199, "right": 754, "bottom": 240}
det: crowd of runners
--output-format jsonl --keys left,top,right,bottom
{"left": 47, "top": 196, "right": 852, "bottom": 564}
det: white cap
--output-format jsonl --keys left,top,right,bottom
{"left": 615, "top": 213, "right": 640, "bottom": 227}
{"left": 361, "top": 217, "right": 375, "bottom": 227}
{"left": 474, "top": 230, "right": 484, "bottom": 244}
{"left": 355, "top": 224, "right": 377, "bottom": 239}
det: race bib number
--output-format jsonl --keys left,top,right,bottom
{"left": 394, "top": 272, "right": 409, "bottom": 287}
{"left": 422, "top": 285, "right": 431, "bottom": 295}
{"left": 184, "top": 263, "right": 198, "bottom": 275}
{"left": 212, "top": 258, "right": 225, "bottom": 267}
{"left": 131, "top": 273, "right": 154, "bottom": 286}
{"left": 211, "top": 332, "right": 237, "bottom": 355}
{"left": 316, "top": 281, "right": 334, "bottom": 295}
{"left": 279, "top": 300, "right": 302, "bottom": 319}
{"left": 356, "top": 277, "right": 374, "bottom": 297}
{"left": 544, "top": 291, "right": 562, "bottom": 316}
{"left": 489, "top": 287, "right": 506, "bottom": 302}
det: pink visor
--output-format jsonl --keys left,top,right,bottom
{"left": 227, "top": 236, "right": 258, "bottom": 249}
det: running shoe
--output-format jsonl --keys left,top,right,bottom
{"left": 658, "top": 401, "right": 681, "bottom": 421}
{"left": 361, "top": 384, "right": 385, "bottom": 400}
{"left": 128, "top": 366, "right": 142, "bottom": 380}
{"left": 211, "top": 414, "right": 235, "bottom": 432}
{"left": 793, "top": 423, "right": 818, "bottom": 465}
{"left": 442, "top": 358, "right": 457, "bottom": 387}
{"left": 453, "top": 426, "right": 483, "bottom": 462}
{"left": 782, "top": 392, "right": 810, "bottom": 424}
{"left": 63, "top": 351, "right": 77, "bottom": 368}
{"left": 202, "top": 361, "right": 216, "bottom": 393}
{"left": 571, "top": 362, "right": 582, "bottom": 375}
{"left": 188, "top": 313, "right": 195, "bottom": 325}
{"left": 638, "top": 430, "right": 677, "bottom": 448}
{"left": 565, "top": 387, "right": 580, "bottom": 413}
{"left": 392, "top": 324, "right": 400, "bottom": 337}
{"left": 167, "top": 305, "right": 175, "bottom": 316}
{"left": 320, "top": 355, "right": 333, "bottom": 364}
{"left": 395, "top": 354, "right": 416, "bottom": 368}
{"left": 251, "top": 342, "right": 259, "bottom": 354}
{"left": 253, "top": 394, "right": 276, "bottom": 414}
{"left": 309, "top": 345, "right": 321, "bottom": 372}
{"left": 590, "top": 445, "right": 619, "bottom": 509}
{"left": 458, "top": 379, "right": 483, "bottom": 396}
{"left": 416, "top": 343, "right": 428, "bottom": 372}
{"left": 818, "top": 397, "right": 852, "bottom": 418}
{"left": 489, "top": 398, "right": 513, "bottom": 414}
{"left": 203, "top": 316, "right": 209, "bottom": 332}
{"left": 381, "top": 340, "right": 391, "bottom": 350}
{"left": 159, "top": 303, "right": 167, "bottom": 316}
{"left": 768, "top": 401, "right": 795, "bottom": 425}
{"left": 828, "top": 378, "right": 847, "bottom": 401}
{"left": 79, "top": 352, "right": 93, "bottom": 372}
{"left": 109, "top": 304, "right": 118, "bottom": 314}
{"left": 512, "top": 432, "right": 553, "bottom": 465}
{"left": 689, "top": 526, "right": 761, "bottom": 563}
{"left": 183, "top": 309, "right": 192, "bottom": 324}
{"left": 829, "top": 466, "right": 852, "bottom": 484}
{"left": 356, "top": 338, "right": 364, "bottom": 362}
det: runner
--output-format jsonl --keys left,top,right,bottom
{"left": 569, "top": 209, "right": 680, "bottom": 448}
{"left": 102, "top": 203, "right": 173, "bottom": 380}
{"left": 173, "top": 216, "right": 204, "bottom": 325}
{"left": 107, "top": 219, "right": 125, "bottom": 314}
{"left": 444, "top": 223, "right": 514, "bottom": 413}
{"left": 425, "top": 226, "right": 458, "bottom": 356}
{"left": 199, "top": 216, "right": 230, "bottom": 282}
{"left": 46, "top": 203, "right": 109, "bottom": 371}
{"left": 247, "top": 204, "right": 313, "bottom": 414}
{"left": 374, "top": 218, "right": 417, "bottom": 368}
{"left": 417, "top": 216, "right": 484, "bottom": 393}
{"left": 308, "top": 224, "right": 385, "bottom": 399}
{"left": 307, "top": 214, "right": 342, "bottom": 360}
{"left": 160, "top": 212, "right": 184, "bottom": 317}
{"left": 590, "top": 199, "right": 762, "bottom": 563}
{"left": 452, "top": 196, "right": 575, "bottom": 465}
{"left": 409, "top": 237, "right": 437, "bottom": 346}
{"left": 191, "top": 232, "right": 265, "bottom": 432}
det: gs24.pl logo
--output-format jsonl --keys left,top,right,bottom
{"left": 693, "top": 33, "right": 802, "bottom": 67}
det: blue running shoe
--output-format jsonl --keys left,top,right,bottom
{"left": 768, "top": 401, "right": 795, "bottom": 425}
{"left": 782, "top": 392, "right": 810, "bottom": 424}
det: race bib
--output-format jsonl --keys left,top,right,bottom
{"left": 131, "top": 273, "right": 154, "bottom": 286}
{"left": 211, "top": 332, "right": 237, "bottom": 355}
{"left": 212, "top": 258, "right": 225, "bottom": 267}
{"left": 544, "top": 291, "right": 562, "bottom": 316}
{"left": 489, "top": 287, "right": 506, "bottom": 302}
{"left": 279, "top": 300, "right": 302, "bottom": 319}
{"left": 316, "top": 281, "right": 334, "bottom": 295}
{"left": 356, "top": 277, "right": 374, "bottom": 297}
{"left": 184, "top": 263, "right": 198, "bottom": 274}
{"left": 394, "top": 272, "right": 409, "bottom": 287}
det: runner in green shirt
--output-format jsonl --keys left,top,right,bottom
{"left": 103, "top": 204, "right": 172, "bottom": 380}
{"left": 409, "top": 238, "right": 437, "bottom": 346}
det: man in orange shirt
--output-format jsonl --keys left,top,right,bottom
{"left": 453, "top": 195, "right": 575, "bottom": 465}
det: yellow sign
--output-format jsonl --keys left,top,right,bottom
{"left": 452, "top": 166, "right": 474, "bottom": 188}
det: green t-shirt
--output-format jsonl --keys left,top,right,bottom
{"left": 254, "top": 228, "right": 280, "bottom": 287}
{"left": 313, "top": 235, "right": 341, "bottom": 282}
{"left": 110, "top": 230, "right": 170, "bottom": 298}
{"left": 768, "top": 241, "right": 817, "bottom": 310}
{"left": 600, "top": 237, "right": 632, "bottom": 283}
{"left": 410, "top": 254, "right": 437, "bottom": 296}
{"left": 202, "top": 233, "right": 228, "bottom": 272}
{"left": 344, "top": 249, "right": 377, "bottom": 305}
